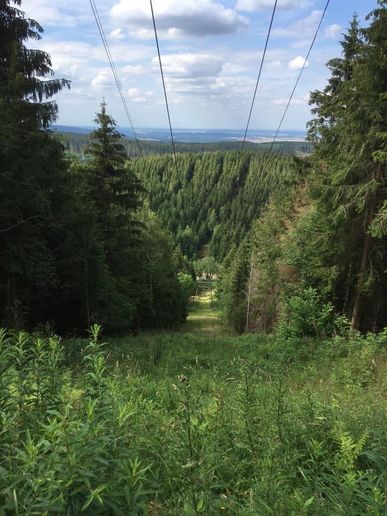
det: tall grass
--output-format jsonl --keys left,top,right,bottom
{"left": 0, "top": 326, "right": 386, "bottom": 514}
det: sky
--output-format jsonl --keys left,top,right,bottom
{"left": 21, "top": 0, "right": 377, "bottom": 131}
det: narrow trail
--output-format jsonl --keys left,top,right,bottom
{"left": 179, "top": 291, "right": 223, "bottom": 335}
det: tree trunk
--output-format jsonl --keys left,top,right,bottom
{"left": 245, "top": 252, "right": 254, "bottom": 333}
{"left": 350, "top": 201, "right": 375, "bottom": 330}
{"left": 83, "top": 237, "right": 91, "bottom": 329}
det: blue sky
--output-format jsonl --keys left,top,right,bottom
{"left": 22, "top": 0, "right": 377, "bottom": 132}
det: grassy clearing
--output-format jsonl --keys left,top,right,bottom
{"left": 178, "top": 291, "right": 223, "bottom": 335}
{"left": 1, "top": 325, "right": 386, "bottom": 514}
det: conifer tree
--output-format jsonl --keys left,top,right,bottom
{"left": 0, "top": 0, "right": 71, "bottom": 328}
{"left": 308, "top": 4, "right": 387, "bottom": 330}
{"left": 80, "top": 102, "right": 143, "bottom": 331}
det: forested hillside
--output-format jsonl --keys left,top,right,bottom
{"left": 132, "top": 151, "right": 295, "bottom": 260}
{"left": 58, "top": 130, "right": 313, "bottom": 157}
{"left": 223, "top": 7, "right": 387, "bottom": 334}
{"left": 1, "top": 1, "right": 386, "bottom": 514}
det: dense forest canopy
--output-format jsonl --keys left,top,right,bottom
{"left": 58, "top": 129, "right": 314, "bottom": 157}
{"left": 131, "top": 151, "right": 296, "bottom": 261}
{"left": 0, "top": 0, "right": 386, "bottom": 336}
{"left": 0, "top": 1, "right": 189, "bottom": 334}
{"left": 222, "top": 4, "right": 387, "bottom": 334}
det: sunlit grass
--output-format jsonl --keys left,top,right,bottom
{"left": 178, "top": 290, "right": 224, "bottom": 335}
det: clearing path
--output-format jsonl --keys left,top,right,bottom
{"left": 179, "top": 291, "right": 223, "bottom": 335}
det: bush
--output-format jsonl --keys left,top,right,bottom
{"left": 277, "top": 287, "right": 335, "bottom": 340}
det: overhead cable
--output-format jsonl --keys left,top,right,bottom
{"left": 241, "top": 0, "right": 278, "bottom": 151}
{"left": 268, "top": 0, "right": 331, "bottom": 153}
{"left": 89, "top": 0, "right": 143, "bottom": 157}
{"left": 149, "top": 0, "right": 177, "bottom": 161}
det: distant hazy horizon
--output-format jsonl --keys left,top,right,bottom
{"left": 54, "top": 125, "right": 307, "bottom": 143}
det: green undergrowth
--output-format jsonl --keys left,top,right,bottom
{"left": 1, "top": 326, "right": 386, "bottom": 514}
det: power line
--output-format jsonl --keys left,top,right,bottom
{"left": 268, "top": 0, "right": 331, "bottom": 154}
{"left": 241, "top": 0, "right": 278, "bottom": 152}
{"left": 149, "top": 0, "right": 177, "bottom": 161}
{"left": 88, "top": 0, "right": 143, "bottom": 157}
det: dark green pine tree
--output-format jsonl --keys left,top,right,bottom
{"left": 83, "top": 102, "right": 144, "bottom": 332}
{"left": 307, "top": 5, "right": 387, "bottom": 330}
{"left": 85, "top": 101, "right": 142, "bottom": 219}
{"left": 0, "top": 0, "right": 71, "bottom": 329}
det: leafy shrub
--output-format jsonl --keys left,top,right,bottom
{"left": 278, "top": 287, "right": 335, "bottom": 340}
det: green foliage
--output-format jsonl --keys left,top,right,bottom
{"left": 234, "top": 7, "right": 387, "bottom": 334}
{"left": 135, "top": 209, "right": 188, "bottom": 329}
{"left": 220, "top": 241, "right": 251, "bottom": 334}
{"left": 0, "top": 0, "right": 73, "bottom": 330}
{"left": 0, "top": 327, "right": 385, "bottom": 514}
{"left": 178, "top": 273, "right": 196, "bottom": 303}
{"left": 193, "top": 256, "right": 220, "bottom": 279}
{"left": 306, "top": 8, "right": 387, "bottom": 330}
{"left": 0, "top": 6, "right": 191, "bottom": 335}
{"left": 59, "top": 130, "right": 314, "bottom": 157}
{"left": 277, "top": 287, "right": 335, "bottom": 340}
{"left": 131, "top": 151, "right": 292, "bottom": 261}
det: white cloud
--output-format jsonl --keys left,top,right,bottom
{"left": 22, "top": 0, "right": 72, "bottom": 25}
{"left": 288, "top": 56, "right": 309, "bottom": 69}
{"left": 109, "top": 28, "right": 125, "bottom": 40}
{"left": 236, "top": 0, "right": 312, "bottom": 12}
{"left": 37, "top": 40, "right": 153, "bottom": 71}
{"left": 22, "top": 0, "right": 89, "bottom": 27}
{"left": 110, "top": 0, "right": 248, "bottom": 38}
{"left": 273, "top": 10, "right": 323, "bottom": 38}
{"left": 154, "top": 53, "right": 224, "bottom": 78}
{"left": 91, "top": 73, "right": 112, "bottom": 91}
{"left": 121, "top": 64, "right": 146, "bottom": 76}
{"left": 127, "top": 88, "right": 154, "bottom": 103}
{"left": 324, "top": 24, "right": 341, "bottom": 39}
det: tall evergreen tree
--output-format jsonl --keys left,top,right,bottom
{"left": 79, "top": 102, "right": 144, "bottom": 332}
{"left": 307, "top": 5, "right": 387, "bottom": 330}
{"left": 0, "top": 0, "right": 71, "bottom": 328}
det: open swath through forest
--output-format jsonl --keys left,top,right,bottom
{"left": 180, "top": 290, "right": 223, "bottom": 335}
{"left": 1, "top": 1, "right": 387, "bottom": 514}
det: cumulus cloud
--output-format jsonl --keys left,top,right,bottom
{"left": 22, "top": 0, "right": 72, "bottom": 26}
{"left": 110, "top": 0, "right": 248, "bottom": 38}
{"left": 273, "top": 10, "right": 323, "bottom": 38}
{"left": 288, "top": 56, "right": 309, "bottom": 69}
{"left": 22, "top": 0, "right": 89, "bottom": 27}
{"left": 324, "top": 23, "right": 341, "bottom": 39}
{"left": 127, "top": 88, "right": 154, "bottom": 103}
{"left": 91, "top": 73, "right": 112, "bottom": 91}
{"left": 37, "top": 40, "right": 153, "bottom": 71}
{"left": 109, "top": 28, "right": 125, "bottom": 40}
{"left": 154, "top": 53, "right": 224, "bottom": 78}
{"left": 236, "top": 0, "right": 312, "bottom": 12}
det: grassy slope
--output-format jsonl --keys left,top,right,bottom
{"left": 1, "top": 302, "right": 386, "bottom": 514}
{"left": 178, "top": 292, "right": 224, "bottom": 335}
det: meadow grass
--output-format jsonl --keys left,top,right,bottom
{"left": 177, "top": 291, "right": 224, "bottom": 335}
{"left": 0, "top": 319, "right": 386, "bottom": 514}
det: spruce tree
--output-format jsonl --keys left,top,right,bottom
{"left": 308, "top": 4, "right": 387, "bottom": 330}
{"left": 0, "top": 0, "right": 71, "bottom": 328}
{"left": 82, "top": 102, "right": 144, "bottom": 331}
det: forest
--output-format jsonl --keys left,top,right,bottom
{"left": 58, "top": 129, "right": 314, "bottom": 157}
{"left": 0, "top": 0, "right": 386, "bottom": 514}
